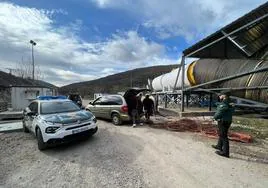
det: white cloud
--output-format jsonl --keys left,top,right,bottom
{"left": 91, "top": 0, "right": 131, "bottom": 8}
{"left": 0, "top": 2, "right": 176, "bottom": 86}
{"left": 101, "top": 68, "right": 115, "bottom": 74}
{"left": 45, "top": 68, "right": 97, "bottom": 86}
{"left": 91, "top": 0, "right": 266, "bottom": 42}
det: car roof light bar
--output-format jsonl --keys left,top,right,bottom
{"left": 36, "top": 96, "right": 67, "bottom": 100}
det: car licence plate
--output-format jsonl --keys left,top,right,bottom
{"left": 72, "top": 127, "right": 89, "bottom": 134}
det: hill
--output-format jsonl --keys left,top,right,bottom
{"left": 59, "top": 64, "right": 178, "bottom": 97}
{"left": 0, "top": 71, "right": 56, "bottom": 88}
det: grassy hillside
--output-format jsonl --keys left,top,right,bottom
{"left": 59, "top": 64, "right": 178, "bottom": 98}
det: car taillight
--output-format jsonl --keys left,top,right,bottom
{"left": 121, "top": 105, "right": 128, "bottom": 112}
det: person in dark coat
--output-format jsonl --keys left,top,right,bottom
{"left": 143, "top": 94, "right": 154, "bottom": 122}
{"left": 137, "top": 93, "right": 144, "bottom": 118}
{"left": 127, "top": 94, "right": 143, "bottom": 128}
{"left": 212, "top": 91, "right": 234, "bottom": 158}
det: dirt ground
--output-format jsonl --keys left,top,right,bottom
{"left": 1, "top": 120, "right": 268, "bottom": 188}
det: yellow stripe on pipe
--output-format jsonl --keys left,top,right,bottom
{"left": 187, "top": 61, "right": 197, "bottom": 86}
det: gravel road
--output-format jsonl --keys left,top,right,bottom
{"left": 1, "top": 120, "right": 268, "bottom": 188}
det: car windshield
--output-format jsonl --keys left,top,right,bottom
{"left": 40, "top": 101, "right": 81, "bottom": 114}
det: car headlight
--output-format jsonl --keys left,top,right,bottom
{"left": 91, "top": 117, "right": 97, "bottom": 123}
{"left": 45, "top": 126, "right": 60, "bottom": 134}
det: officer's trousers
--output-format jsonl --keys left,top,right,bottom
{"left": 217, "top": 120, "right": 231, "bottom": 156}
{"left": 131, "top": 109, "right": 140, "bottom": 125}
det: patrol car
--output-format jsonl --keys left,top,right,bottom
{"left": 22, "top": 96, "right": 98, "bottom": 150}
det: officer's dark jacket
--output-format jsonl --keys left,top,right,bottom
{"left": 214, "top": 99, "right": 234, "bottom": 122}
{"left": 143, "top": 97, "right": 154, "bottom": 110}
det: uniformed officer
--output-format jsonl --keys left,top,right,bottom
{"left": 212, "top": 91, "right": 234, "bottom": 158}
{"left": 143, "top": 94, "right": 154, "bottom": 122}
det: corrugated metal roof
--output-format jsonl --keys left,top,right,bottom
{"left": 183, "top": 2, "right": 268, "bottom": 59}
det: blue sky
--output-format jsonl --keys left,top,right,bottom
{"left": 0, "top": 0, "right": 266, "bottom": 86}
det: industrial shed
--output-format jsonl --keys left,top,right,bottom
{"left": 0, "top": 71, "right": 57, "bottom": 111}
{"left": 151, "top": 2, "right": 268, "bottom": 112}
{"left": 179, "top": 2, "right": 268, "bottom": 111}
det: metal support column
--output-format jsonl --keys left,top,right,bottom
{"left": 186, "top": 93, "right": 189, "bottom": 108}
{"left": 180, "top": 55, "right": 186, "bottom": 112}
{"left": 164, "top": 94, "right": 168, "bottom": 108}
{"left": 173, "top": 65, "right": 182, "bottom": 92}
{"left": 31, "top": 44, "right": 35, "bottom": 80}
{"left": 155, "top": 93, "right": 159, "bottom": 112}
{"left": 209, "top": 93, "right": 213, "bottom": 111}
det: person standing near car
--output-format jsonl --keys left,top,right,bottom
{"left": 143, "top": 94, "right": 154, "bottom": 122}
{"left": 137, "top": 93, "right": 144, "bottom": 123}
{"left": 127, "top": 95, "right": 140, "bottom": 127}
{"left": 212, "top": 91, "right": 234, "bottom": 158}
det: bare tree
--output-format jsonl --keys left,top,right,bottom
{"left": 13, "top": 57, "right": 44, "bottom": 80}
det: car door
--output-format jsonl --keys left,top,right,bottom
{"left": 25, "top": 102, "right": 38, "bottom": 132}
{"left": 89, "top": 97, "right": 102, "bottom": 117}
{"left": 93, "top": 96, "right": 111, "bottom": 119}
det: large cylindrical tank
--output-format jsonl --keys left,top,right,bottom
{"left": 152, "top": 58, "right": 268, "bottom": 104}
{"left": 152, "top": 73, "right": 167, "bottom": 91}
{"left": 192, "top": 59, "right": 268, "bottom": 103}
{"left": 245, "top": 60, "right": 268, "bottom": 103}
{"left": 152, "top": 64, "right": 191, "bottom": 91}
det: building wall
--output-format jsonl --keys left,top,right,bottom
{"left": 11, "top": 87, "right": 56, "bottom": 110}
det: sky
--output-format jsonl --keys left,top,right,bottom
{"left": 0, "top": 0, "right": 266, "bottom": 86}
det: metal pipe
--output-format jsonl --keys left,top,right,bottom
{"left": 30, "top": 40, "right": 36, "bottom": 80}
{"left": 172, "top": 64, "right": 181, "bottom": 92}
{"left": 196, "top": 85, "right": 268, "bottom": 91}
{"left": 31, "top": 44, "right": 34, "bottom": 80}
{"left": 185, "top": 65, "right": 268, "bottom": 91}
{"left": 181, "top": 55, "right": 185, "bottom": 111}
{"left": 221, "top": 30, "right": 251, "bottom": 57}
{"left": 185, "top": 13, "right": 268, "bottom": 57}
{"left": 230, "top": 96, "right": 268, "bottom": 107}
{"left": 194, "top": 89, "right": 268, "bottom": 107}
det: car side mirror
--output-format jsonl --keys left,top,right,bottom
{"left": 25, "top": 107, "right": 36, "bottom": 116}
{"left": 26, "top": 111, "right": 36, "bottom": 116}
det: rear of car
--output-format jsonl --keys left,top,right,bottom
{"left": 86, "top": 95, "right": 130, "bottom": 125}
{"left": 68, "top": 94, "right": 83, "bottom": 107}
{"left": 23, "top": 96, "right": 97, "bottom": 150}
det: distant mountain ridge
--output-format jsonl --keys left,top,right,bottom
{"left": 0, "top": 71, "right": 56, "bottom": 88}
{"left": 59, "top": 64, "right": 178, "bottom": 97}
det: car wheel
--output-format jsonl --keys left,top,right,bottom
{"left": 22, "top": 119, "right": 29, "bottom": 133}
{"left": 112, "top": 113, "right": 122, "bottom": 125}
{"left": 36, "top": 128, "right": 47, "bottom": 151}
